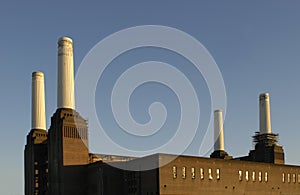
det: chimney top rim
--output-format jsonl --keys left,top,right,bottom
{"left": 58, "top": 36, "right": 73, "bottom": 44}
{"left": 32, "top": 71, "right": 44, "bottom": 77}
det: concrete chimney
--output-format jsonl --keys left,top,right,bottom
{"left": 214, "top": 109, "right": 225, "bottom": 151}
{"left": 57, "top": 36, "right": 75, "bottom": 110}
{"left": 259, "top": 93, "right": 272, "bottom": 134}
{"left": 31, "top": 72, "right": 46, "bottom": 130}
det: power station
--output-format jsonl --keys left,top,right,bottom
{"left": 24, "top": 37, "right": 300, "bottom": 195}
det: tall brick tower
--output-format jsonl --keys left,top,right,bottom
{"left": 48, "top": 37, "right": 89, "bottom": 195}
{"left": 24, "top": 72, "right": 48, "bottom": 195}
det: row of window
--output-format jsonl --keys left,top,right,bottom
{"left": 282, "top": 173, "right": 300, "bottom": 184}
{"left": 172, "top": 166, "right": 300, "bottom": 184}
{"left": 172, "top": 166, "right": 220, "bottom": 180}
{"left": 238, "top": 170, "right": 268, "bottom": 182}
{"left": 35, "top": 133, "right": 46, "bottom": 137}
{"left": 239, "top": 171, "right": 300, "bottom": 184}
{"left": 63, "top": 113, "right": 75, "bottom": 117}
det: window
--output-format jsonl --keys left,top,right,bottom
{"left": 172, "top": 166, "right": 177, "bottom": 179}
{"left": 292, "top": 174, "right": 296, "bottom": 183}
{"left": 191, "top": 167, "right": 195, "bottom": 179}
{"left": 216, "top": 169, "right": 220, "bottom": 180}
{"left": 258, "top": 171, "right": 262, "bottom": 182}
{"left": 239, "top": 170, "right": 243, "bottom": 181}
{"left": 245, "top": 171, "right": 249, "bottom": 181}
{"left": 208, "top": 169, "right": 213, "bottom": 180}
{"left": 288, "top": 174, "right": 291, "bottom": 183}
{"left": 35, "top": 169, "right": 38, "bottom": 175}
{"left": 182, "top": 167, "right": 186, "bottom": 179}
{"left": 200, "top": 168, "right": 204, "bottom": 180}
{"left": 282, "top": 173, "right": 285, "bottom": 183}
{"left": 298, "top": 174, "right": 300, "bottom": 183}
{"left": 265, "top": 172, "right": 268, "bottom": 182}
{"left": 252, "top": 171, "right": 255, "bottom": 182}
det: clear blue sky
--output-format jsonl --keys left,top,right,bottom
{"left": 0, "top": 1, "right": 300, "bottom": 194}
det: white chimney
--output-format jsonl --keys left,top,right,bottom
{"left": 32, "top": 71, "right": 46, "bottom": 130}
{"left": 214, "top": 109, "right": 225, "bottom": 151}
{"left": 259, "top": 93, "right": 272, "bottom": 134}
{"left": 57, "top": 36, "right": 75, "bottom": 110}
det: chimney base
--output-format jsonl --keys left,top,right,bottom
{"left": 236, "top": 132, "right": 285, "bottom": 165}
{"left": 246, "top": 142, "right": 285, "bottom": 164}
{"left": 210, "top": 150, "right": 232, "bottom": 160}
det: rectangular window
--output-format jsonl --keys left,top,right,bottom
{"left": 208, "top": 169, "right": 213, "bottom": 180}
{"left": 245, "top": 171, "right": 249, "bottom": 181}
{"left": 200, "top": 168, "right": 204, "bottom": 180}
{"left": 239, "top": 170, "right": 242, "bottom": 181}
{"left": 182, "top": 167, "right": 186, "bottom": 179}
{"left": 258, "top": 171, "right": 262, "bottom": 182}
{"left": 282, "top": 173, "right": 285, "bottom": 183}
{"left": 191, "top": 167, "right": 195, "bottom": 179}
{"left": 216, "top": 169, "right": 220, "bottom": 180}
{"left": 298, "top": 174, "right": 300, "bottom": 183}
{"left": 288, "top": 173, "right": 291, "bottom": 183}
{"left": 265, "top": 172, "right": 268, "bottom": 182}
{"left": 172, "top": 166, "right": 177, "bottom": 179}
{"left": 292, "top": 174, "right": 296, "bottom": 183}
{"left": 252, "top": 171, "right": 255, "bottom": 182}
{"left": 35, "top": 169, "right": 38, "bottom": 175}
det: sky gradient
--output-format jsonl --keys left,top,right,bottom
{"left": 0, "top": 1, "right": 300, "bottom": 194}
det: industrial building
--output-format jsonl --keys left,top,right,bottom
{"left": 24, "top": 37, "right": 300, "bottom": 195}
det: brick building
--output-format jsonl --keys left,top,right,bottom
{"left": 24, "top": 37, "right": 300, "bottom": 195}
